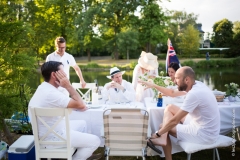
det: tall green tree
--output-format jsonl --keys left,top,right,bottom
{"left": 75, "top": 0, "right": 103, "bottom": 62}
{"left": 138, "top": 1, "right": 168, "bottom": 53}
{"left": 117, "top": 30, "right": 139, "bottom": 60}
{"left": 177, "top": 25, "right": 200, "bottom": 58}
{"left": 0, "top": 0, "right": 36, "bottom": 144}
{"left": 212, "top": 19, "right": 233, "bottom": 47}
{"left": 26, "top": 0, "right": 83, "bottom": 58}
{"left": 96, "top": 0, "right": 140, "bottom": 59}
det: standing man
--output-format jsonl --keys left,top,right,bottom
{"left": 139, "top": 66, "right": 220, "bottom": 160}
{"left": 28, "top": 61, "right": 101, "bottom": 160}
{"left": 206, "top": 52, "right": 210, "bottom": 60}
{"left": 102, "top": 67, "right": 136, "bottom": 103}
{"left": 46, "top": 37, "right": 86, "bottom": 94}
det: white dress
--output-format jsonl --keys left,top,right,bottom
{"left": 132, "top": 64, "right": 158, "bottom": 102}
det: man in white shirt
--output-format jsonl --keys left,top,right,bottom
{"left": 139, "top": 66, "right": 220, "bottom": 160}
{"left": 46, "top": 37, "right": 86, "bottom": 95}
{"left": 102, "top": 67, "right": 136, "bottom": 103}
{"left": 28, "top": 61, "right": 101, "bottom": 160}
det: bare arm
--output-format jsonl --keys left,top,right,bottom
{"left": 73, "top": 64, "right": 86, "bottom": 88}
{"left": 138, "top": 79, "right": 186, "bottom": 97}
{"left": 55, "top": 70, "right": 87, "bottom": 110}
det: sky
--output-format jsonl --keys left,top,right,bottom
{"left": 159, "top": 0, "right": 240, "bottom": 37}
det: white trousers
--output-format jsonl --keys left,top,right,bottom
{"left": 70, "top": 120, "right": 101, "bottom": 160}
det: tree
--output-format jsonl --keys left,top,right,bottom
{"left": 233, "top": 21, "right": 240, "bottom": 34}
{"left": 166, "top": 10, "right": 198, "bottom": 53}
{"left": 117, "top": 30, "right": 139, "bottom": 60}
{"left": 75, "top": 0, "right": 104, "bottom": 62}
{"left": 212, "top": 19, "right": 233, "bottom": 47}
{"left": 177, "top": 25, "right": 200, "bottom": 58}
{"left": 96, "top": 0, "right": 140, "bottom": 59}
{"left": 0, "top": 0, "right": 36, "bottom": 144}
{"left": 138, "top": 1, "right": 168, "bottom": 52}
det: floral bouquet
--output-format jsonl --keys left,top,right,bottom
{"left": 224, "top": 82, "right": 239, "bottom": 97}
{"left": 139, "top": 71, "right": 174, "bottom": 100}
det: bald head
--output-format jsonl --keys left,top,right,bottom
{"left": 177, "top": 66, "right": 195, "bottom": 80}
{"left": 175, "top": 66, "right": 195, "bottom": 92}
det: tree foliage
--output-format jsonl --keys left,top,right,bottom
{"left": 138, "top": 1, "right": 168, "bottom": 52}
{"left": 0, "top": 0, "right": 36, "bottom": 143}
{"left": 233, "top": 21, "right": 240, "bottom": 34}
{"left": 212, "top": 19, "right": 233, "bottom": 47}
{"left": 117, "top": 30, "right": 139, "bottom": 59}
{"left": 177, "top": 25, "right": 200, "bottom": 58}
{"left": 166, "top": 10, "right": 198, "bottom": 53}
{"left": 96, "top": 0, "right": 140, "bottom": 59}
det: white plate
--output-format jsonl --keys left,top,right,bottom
{"left": 89, "top": 105, "right": 102, "bottom": 109}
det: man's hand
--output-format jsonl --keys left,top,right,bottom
{"left": 107, "top": 81, "right": 124, "bottom": 90}
{"left": 81, "top": 80, "right": 86, "bottom": 88}
{"left": 55, "top": 70, "right": 71, "bottom": 88}
{"left": 138, "top": 79, "right": 154, "bottom": 90}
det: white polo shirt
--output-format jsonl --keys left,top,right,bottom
{"left": 46, "top": 52, "right": 76, "bottom": 79}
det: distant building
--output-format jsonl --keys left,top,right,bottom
{"left": 203, "top": 39, "right": 211, "bottom": 48}
{"left": 196, "top": 23, "right": 205, "bottom": 48}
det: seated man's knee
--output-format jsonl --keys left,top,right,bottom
{"left": 164, "top": 104, "right": 179, "bottom": 114}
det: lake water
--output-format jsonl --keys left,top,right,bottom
{"left": 30, "top": 67, "right": 240, "bottom": 93}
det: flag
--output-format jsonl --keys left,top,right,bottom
{"left": 166, "top": 38, "right": 181, "bottom": 73}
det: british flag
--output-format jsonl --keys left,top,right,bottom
{"left": 166, "top": 39, "right": 181, "bottom": 73}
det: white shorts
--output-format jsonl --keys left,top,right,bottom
{"left": 176, "top": 115, "right": 207, "bottom": 144}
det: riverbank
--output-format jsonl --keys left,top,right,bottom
{"left": 74, "top": 56, "right": 207, "bottom": 66}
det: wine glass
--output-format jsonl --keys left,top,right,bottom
{"left": 85, "top": 92, "right": 91, "bottom": 104}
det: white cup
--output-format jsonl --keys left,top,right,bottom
{"left": 92, "top": 92, "right": 99, "bottom": 105}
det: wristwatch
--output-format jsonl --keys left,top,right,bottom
{"left": 155, "top": 131, "right": 161, "bottom": 137}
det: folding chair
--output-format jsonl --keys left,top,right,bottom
{"left": 178, "top": 135, "right": 235, "bottom": 160}
{"left": 103, "top": 108, "right": 149, "bottom": 160}
{"left": 72, "top": 83, "right": 96, "bottom": 100}
{"left": 30, "top": 107, "right": 76, "bottom": 160}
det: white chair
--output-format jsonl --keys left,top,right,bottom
{"left": 178, "top": 135, "right": 235, "bottom": 160}
{"left": 72, "top": 83, "right": 96, "bottom": 100}
{"left": 103, "top": 108, "right": 149, "bottom": 160}
{"left": 30, "top": 107, "right": 76, "bottom": 160}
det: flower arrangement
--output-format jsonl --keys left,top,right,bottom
{"left": 224, "top": 82, "right": 239, "bottom": 97}
{"left": 139, "top": 71, "right": 174, "bottom": 99}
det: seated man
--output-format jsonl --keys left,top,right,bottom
{"left": 139, "top": 66, "right": 220, "bottom": 160}
{"left": 28, "top": 61, "right": 101, "bottom": 160}
{"left": 102, "top": 67, "right": 136, "bottom": 103}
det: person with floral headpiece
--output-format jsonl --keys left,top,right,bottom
{"left": 132, "top": 51, "right": 159, "bottom": 102}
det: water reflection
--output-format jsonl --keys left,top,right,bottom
{"left": 29, "top": 67, "right": 240, "bottom": 93}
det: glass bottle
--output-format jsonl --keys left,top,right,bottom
{"left": 157, "top": 93, "right": 163, "bottom": 107}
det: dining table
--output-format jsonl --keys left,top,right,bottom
{"left": 144, "top": 96, "right": 240, "bottom": 156}
{"left": 68, "top": 101, "right": 146, "bottom": 147}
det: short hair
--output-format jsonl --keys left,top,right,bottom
{"left": 182, "top": 66, "right": 195, "bottom": 80}
{"left": 55, "top": 37, "right": 66, "bottom": 46}
{"left": 168, "top": 62, "right": 180, "bottom": 72}
{"left": 41, "top": 61, "right": 63, "bottom": 82}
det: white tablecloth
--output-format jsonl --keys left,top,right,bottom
{"left": 144, "top": 97, "right": 240, "bottom": 156}
{"left": 69, "top": 102, "right": 145, "bottom": 146}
